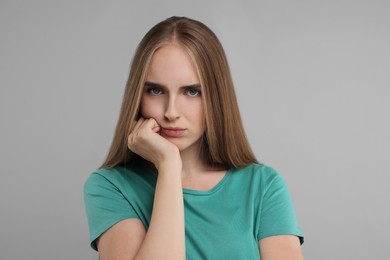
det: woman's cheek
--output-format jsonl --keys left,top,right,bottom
{"left": 140, "top": 100, "right": 159, "bottom": 119}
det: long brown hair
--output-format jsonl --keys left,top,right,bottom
{"left": 101, "top": 16, "right": 257, "bottom": 169}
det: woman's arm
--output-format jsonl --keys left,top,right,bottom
{"left": 97, "top": 118, "right": 185, "bottom": 260}
{"left": 259, "top": 235, "right": 304, "bottom": 260}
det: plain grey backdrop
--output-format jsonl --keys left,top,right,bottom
{"left": 1, "top": 0, "right": 389, "bottom": 259}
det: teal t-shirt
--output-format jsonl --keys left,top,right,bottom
{"left": 84, "top": 161, "right": 304, "bottom": 259}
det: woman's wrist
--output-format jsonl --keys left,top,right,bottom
{"left": 156, "top": 154, "right": 182, "bottom": 175}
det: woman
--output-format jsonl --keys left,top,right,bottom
{"left": 84, "top": 16, "right": 304, "bottom": 259}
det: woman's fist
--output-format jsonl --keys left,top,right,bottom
{"left": 128, "top": 118, "right": 180, "bottom": 169}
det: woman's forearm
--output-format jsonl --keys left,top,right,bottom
{"left": 134, "top": 161, "right": 185, "bottom": 260}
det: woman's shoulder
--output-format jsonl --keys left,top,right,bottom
{"left": 83, "top": 166, "right": 129, "bottom": 192}
{"left": 93, "top": 165, "right": 128, "bottom": 176}
{"left": 85, "top": 161, "right": 154, "bottom": 188}
{"left": 87, "top": 165, "right": 130, "bottom": 182}
{"left": 234, "top": 163, "right": 281, "bottom": 177}
{"left": 230, "top": 163, "right": 284, "bottom": 188}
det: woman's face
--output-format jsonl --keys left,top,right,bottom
{"left": 140, "top": 43, "right": 205, "bottom": 154}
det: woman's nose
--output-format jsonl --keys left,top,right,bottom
{"left": 164, "top": 96, "right": 180, "bottom": 121}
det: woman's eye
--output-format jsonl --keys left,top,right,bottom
{"left": 147, "top": 88, "right": 162, "bottom": 95}
{"left": 186, "top": 88, "right": 201, "bottom": 97}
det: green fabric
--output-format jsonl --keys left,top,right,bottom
{"left": 84, "top": 161, "right": 304, "bottom": 259}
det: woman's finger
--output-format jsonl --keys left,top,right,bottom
{"left": 144, "top": 118, "right": 161, "bottom": 133}
{"left": 132, "top": 117, "right": 144, "bottom": 132}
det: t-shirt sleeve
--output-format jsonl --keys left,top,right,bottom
{"left": 256, "top": 168, "right": 304, "bottom": 244}
{"left": 83, "top": 172, "right": 139, "bottom": 251}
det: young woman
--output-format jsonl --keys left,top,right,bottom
{"left": 84, "top": 16, "right": 304, "bottom": 260}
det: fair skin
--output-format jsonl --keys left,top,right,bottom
{"left": 96, "top": 43, "right": 303, "bottom": 260}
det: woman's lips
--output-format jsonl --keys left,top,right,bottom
{"left": 161, "top": 128, "right": 186, "bottom": 137}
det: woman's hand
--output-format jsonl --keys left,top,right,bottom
{"left": 128, "top": 117, "right": 181, "bottom": 170}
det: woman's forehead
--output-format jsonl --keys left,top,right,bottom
{"left": 146, "top": 44, "right": 200, "bottom": 86}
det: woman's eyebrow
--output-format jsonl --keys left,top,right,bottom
{"left": 144, "top": 81, "right": 201, "bottom": 89}
{"left": 144, "top": 81, "right": 164, "bottom": 89}
{"left": 183, "top": 84, "right": 201, "bottom": 89}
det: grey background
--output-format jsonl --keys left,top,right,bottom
{"left": 1, "top": 0, "right": 389, "bottom": 259}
